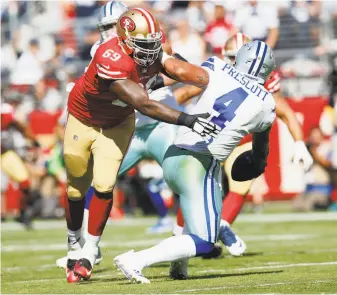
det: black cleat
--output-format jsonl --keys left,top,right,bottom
{"left": 202, "top": 244, "right": 223, "bottom": 259}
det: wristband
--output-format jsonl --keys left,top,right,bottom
{"left": 177, "top": 112, "right": 194, "bottom": 128}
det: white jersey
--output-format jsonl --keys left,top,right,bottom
{"left": 175, "top": 56, "right": 276, "bottom": 162}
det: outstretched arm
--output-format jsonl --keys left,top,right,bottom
{"left": 275, "top": 92, "right": 313, "bottom": 171}
{"left": 160, "top": 52, "right": 209, "bottom": 88}
{"left": 109, "top": 78, "right": 220, "bottom": 137}
{"left": 275, "top": 92, "right": 303, "bottom": 141}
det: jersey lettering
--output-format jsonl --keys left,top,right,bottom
{"left": 102, "top": 49, "right": 121, "bottom": 62}
{"left": 210, "top": 87, "right": 249, "bottom": 129}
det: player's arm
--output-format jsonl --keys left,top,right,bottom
{"left": 275, "top": 92, "right": 303, "bottom": 141}
{"left": 109, "top": 79, "right": 219, "bottom": 137}
{"left": 174, "top": 85, "right": 203, "bottom": 105}
{"left": 231, "top": 128, "right": 271, "bottom": 182}
{"left": 150, "top": 52, "right": 192, "bottom": 91}
{"left": 160, "top": 52, "right": 209, "bottom": 88}
{"left": 274, "top": 93, "right": 313, "bottom": 171}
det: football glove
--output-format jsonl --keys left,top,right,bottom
{"left": 293, "top": 140, "right": 313, "bottom": 172}
{"left": 178, "top": 113, "right": 220, "bottom": 138}
{"left": 231, "top": 150, "right": 266, "bottom": 181}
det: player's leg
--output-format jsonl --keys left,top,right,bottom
{"left": 63, "top": 113, "right": 95, "bottom": 282}
{"left": 219, "top": 143, "right": 253, "bottom": 256}
{"left": 145, "top": 123, "right": 178, "bottom": 233}
{"left": 1, "top": 150, "right": 35, "bottom": 229}
{"left": 75, "top": 114, "right": 135, "bottom": 280}
{"left": 80, "top": 127, "right": 147, "bottom": 250}
{"left": 114, "top": 146, "right": 222, "bottom": 283}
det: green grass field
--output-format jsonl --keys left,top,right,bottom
{"left": 2, "top": 212, "right": 337, "bottom": 294}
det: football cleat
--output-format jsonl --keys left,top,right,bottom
{"left": 66, "top": 259, "right": 80, "bottom": 283}
{"left": 146, "top": 217, "right": 173, "bottom": 234}
{"left": 114, "top": 250, "right": 150, "bottom": 284}
{"left": 73, "top": 258, "right": 93, "bottom": 280}
{"left": 169, "top": 258, "right": 188, "bottom": 280}
{"left": 56, "top": 247, "right": 103, "bottom": 269}
{"left": 219, "top": 223, "right": 247, "bottom": 256}
{"left": 201, "top": 244, "right": 223, "bottom": 259}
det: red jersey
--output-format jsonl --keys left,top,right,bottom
{"left": 264, "top": 70, "right": 281, "bottom": 94}
{"left": 68, "top": 36, "right": 138, "bottom": 128}
{"left": 1, "top": 103, "right": 15, "bottom": 131}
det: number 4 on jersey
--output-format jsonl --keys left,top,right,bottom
{"left": 211, "top": 87, "right": 249, "bottom": 129}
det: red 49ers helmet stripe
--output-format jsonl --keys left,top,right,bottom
{"left": 133, "top": 7, "right": 156, "bottom": 33}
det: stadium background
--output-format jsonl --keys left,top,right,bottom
{"left": 1, "top": 0, "right": 337, "bottom": 220}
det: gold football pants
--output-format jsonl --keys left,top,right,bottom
{"left": 63, "top": 113, "right": 135, "bottom": 200}
{"left": 1, "top": 150, "right": 29, "bottom": 183}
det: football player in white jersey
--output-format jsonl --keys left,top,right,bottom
{"left": 114, "top": 41, "right": 277, "bottom": 283}
{"left": 173, "top": 32, "right": 313, "bottom": 260}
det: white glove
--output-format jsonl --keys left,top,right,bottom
{"left": 192, "top": 117, "right": 221, "bottom": 138}
{"left": 293, "top": 140, "right": 313, "bottom": 172}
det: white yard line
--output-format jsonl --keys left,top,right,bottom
{"left": 196, "top": 261, "right": 337, "bottom": 274}
{"left": 2, "top": 212, "right": 337, "bottom": 232}
{"left": 176, "top": 279, "right": 335, "bottom": 293}
{"left": 1, "top": 238, "right": 164, "bottom": 253}
{"left": 1, "top": 233, "right": 317, "bottom": 253}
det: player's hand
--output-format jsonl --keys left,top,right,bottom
{"left": 189, "top": 113, "right": 221, "bottom": 138}
{"left": 293, "top": 140, "right": 313, "bottom": 172}
{"left": 231, "top": 150, "right": 266, "bottom": 181}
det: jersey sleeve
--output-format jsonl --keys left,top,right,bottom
{"left": 94, "top": 46, "right": 132, "bottom": 80}
{"left": 264, "top": 71, "right": 281, "bottom": 94}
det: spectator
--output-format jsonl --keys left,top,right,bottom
{"left": 293, "top": 128, "right": 333, "bottom": 211}
{"left": 278, "top": 0, "right": 321, "bottom": 49}
{"left": 10, "top": 39, "right": 44, "bottom": 86}
{"left": 169, "top": 11, "right": 206, "bottom": 65}
{"left": 234, "top": 0, "right": 279, "bottom": 48}
{"left": 79, "top": 27, "right": 101, "bottom": 61}
{"left": 44, "top": 36, "right": 76, "bottom": 83}
{"left": 205, "top": 4, "right": 235, "bottom": 55}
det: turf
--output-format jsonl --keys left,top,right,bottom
{"left": 2, "top": 212, "right": 337, "bottom": 294}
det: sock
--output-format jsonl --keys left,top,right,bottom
{"left": 67, "top": 228, "right": 82, "bottom": 245}
{"left": 134, "top": 235, "right": 196, "bottom": 269}
{"left": 83, "top": 187, "right": 94, "bottom": 240}
{"left": 65, "top": 197, "right": 85, "bottom": 232}
{"left": 18, "top": 180, "right": 30, "bottom": 212}
{"left": 82, "top": 233, "right": 100, "bottom": 266}
{"left": 88, "top": 190, "right": 113, "bottom": 237}
{"left": 221, "top": 191, "right": 245, "bottom": 224}
{"left": 176, "top": 207, "right": 184, "bottom": 227}
{"left": 134, "top": 234, "right": 213, "bottom": 269}
{"left": 147, "top": 179, "right": 168, "bottom": 218}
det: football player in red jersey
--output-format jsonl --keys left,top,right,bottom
{"left": 172, "top": 32, "right": 313, "bottom": 264}
{"left": 1, "top": 92, "right": 40, "bottom": 229}
{"left": 64, "top": 7, "right": 220, "bottom": 283}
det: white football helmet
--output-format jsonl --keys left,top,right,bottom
{"left": 234, "top": 40, "right": 275, "bottom": 84}
{"left": 97, "top": 1, "right": 128, "bottom": 40}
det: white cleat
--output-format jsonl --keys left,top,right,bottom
{"left": 114, "top": 250, "right": 150, "bottom": 284}
{"left": 56, "top": 247, "right": 103, "bottom": 269}
{"left": 169, "top": 258, "right": 188, "bottom": 280}
{"left": 219, "top": 222, "right": 247, "bottom": 256}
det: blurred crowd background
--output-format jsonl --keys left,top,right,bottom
{"left": 1, "top": 0, "right": 337, "bottom": 222}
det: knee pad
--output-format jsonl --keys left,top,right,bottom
{"left": 67, "top": 186, "right": 85, "bottom": 201}
{"left": 190, "top": 234, "right": 214, "bottom": 256}
{"left": 94, "top": 188, "right": 113, "bottom": 200}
